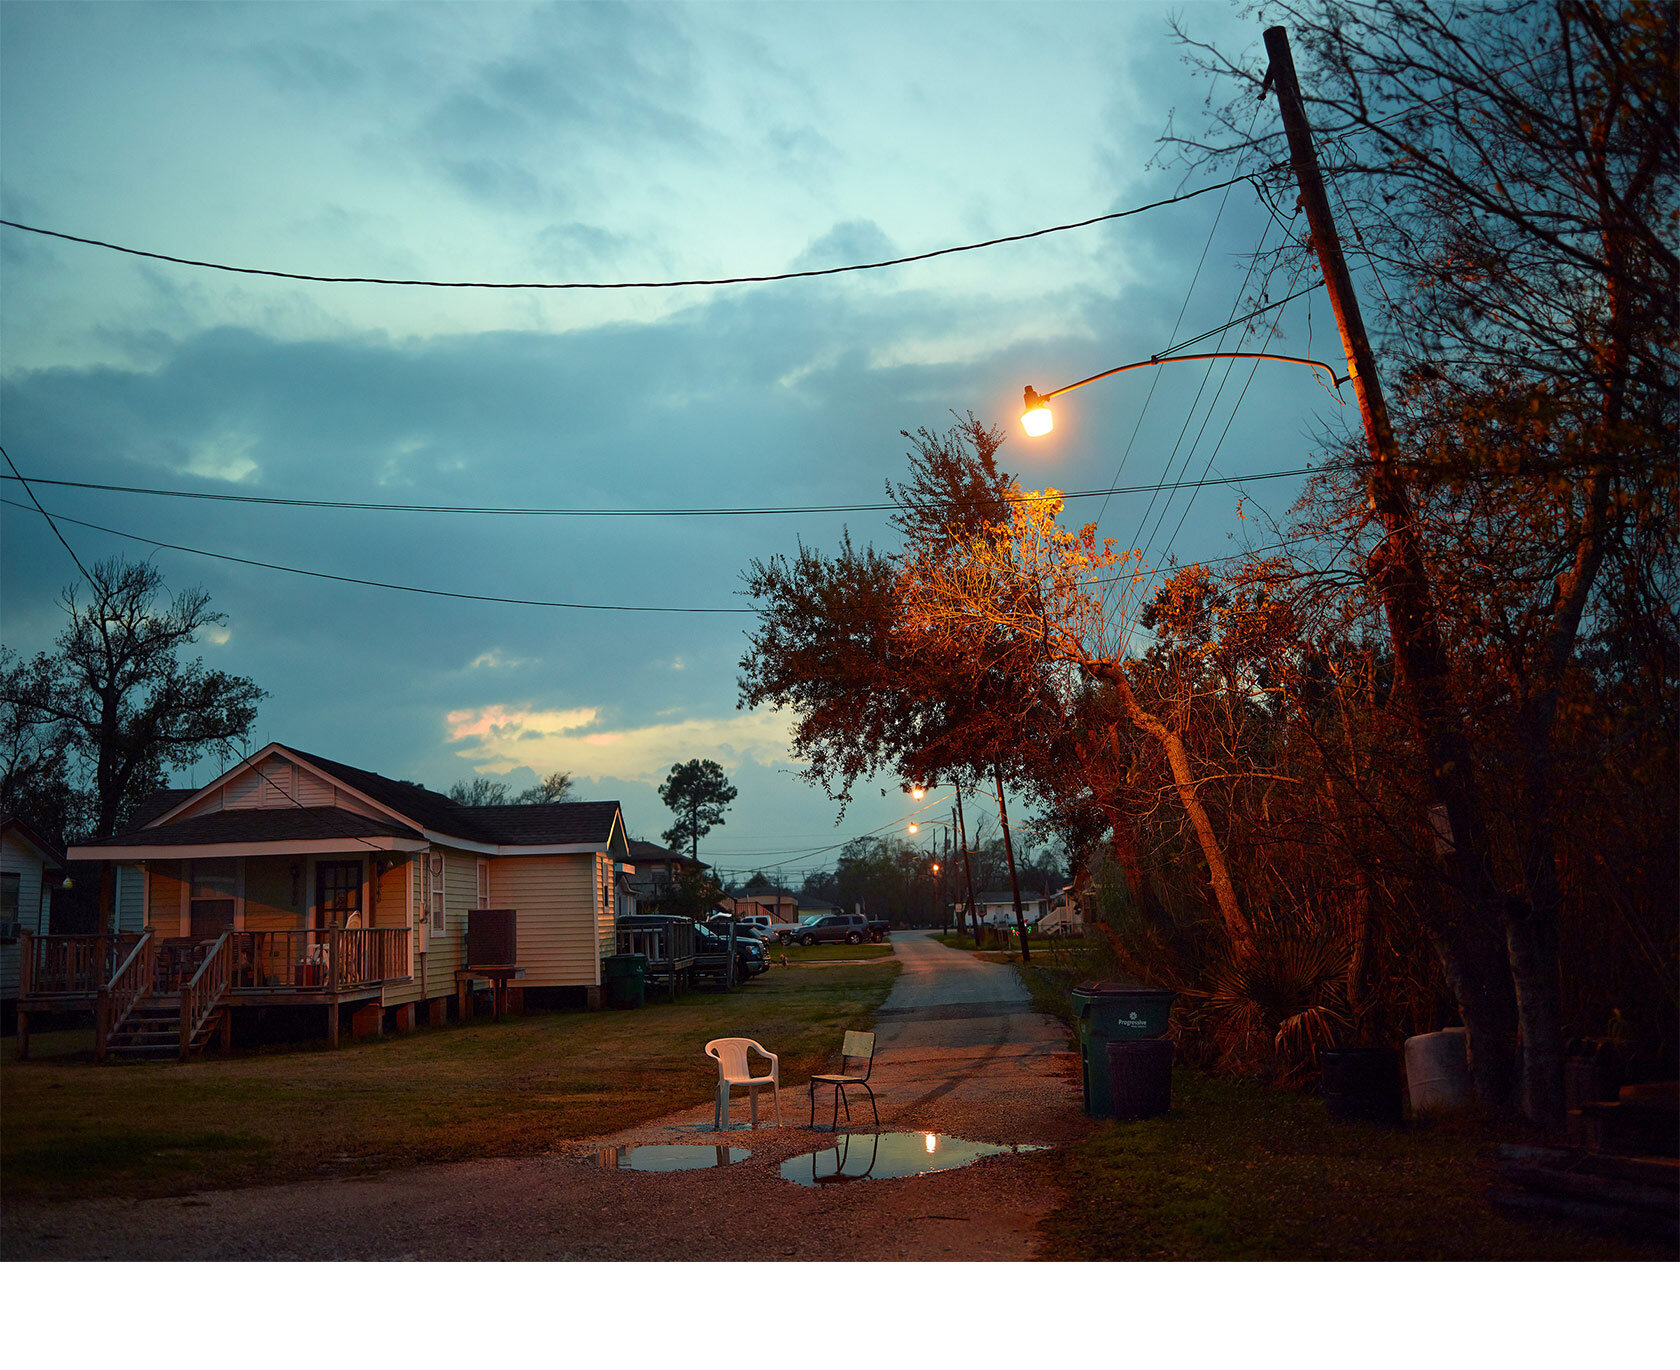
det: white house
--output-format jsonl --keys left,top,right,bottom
{"left": 3, "top": 817, "right": 63, "bottom": 1011}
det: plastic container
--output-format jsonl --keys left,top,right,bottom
{"left": 1106, "top": 1038, "right": 1174, "bottom": 1121}
{"left": 1321, "top": 1046, "right": 1404, "bottom": 1125}
{"left": 602, "top": 953, "right": 647, "bottom": 1010}
{"left": 1072, "top": 983, "right": 1177, "bottom": 1116}
{"left": 1404, "top": 1028, "right": 1470, "bottom": 1113}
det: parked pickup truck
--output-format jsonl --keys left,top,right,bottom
{"left": 777, "top": 913, "right": 890, "bottom": 946}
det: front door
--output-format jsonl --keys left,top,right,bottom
{"left": 315, "top": 860, "right": 362, "bottom": 929}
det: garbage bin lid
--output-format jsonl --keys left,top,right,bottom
{"left": 1074, "top": 981, "right": 1177, "bottom": 997}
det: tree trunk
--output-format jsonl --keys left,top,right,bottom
{"left": 1091, "top": 662, "right": 1255, "bottom": 956}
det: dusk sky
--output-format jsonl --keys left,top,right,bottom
{"left": 0, "top": 1, "right": 1359, "bottom": 881}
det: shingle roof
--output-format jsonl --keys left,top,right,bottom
{"left": 130, "top": 789, "right": 196, "bottom": 829}
{"left": 83, "top": 807, "right": 423, "bottom": 849}
{"left": 283, "top": 747, "right": 494, "bottom": 841}
{"left": 629, "top": 839, "right": 705, "bottom": 867}
{"left": 459, "top": 802, "right": 622, "bottom": 846}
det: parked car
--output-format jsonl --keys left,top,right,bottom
{"left": 692, "top": 922, "right": 767, "bottom": 983}
{"left": 780, "top": 912, "right": 870, "bottom": 946}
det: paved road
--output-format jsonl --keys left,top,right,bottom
{"left": 4, "top": 931, "right": 1089, "bottom": 1261}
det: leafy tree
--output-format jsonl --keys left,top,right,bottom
{"left": 1166, "top": 0, "right": 1678, "bottom": 1119}
{"left": 658, "top": 758, "right": 737, "bottom": 860}
{"left": 0, "top": 559, "right": 264, "bottom": 839}
{"left": 654, "top": 862, "right": 724, "bottom": 922}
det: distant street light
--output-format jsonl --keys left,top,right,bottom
{"left": 1019, "top": 352, "right": 1345, "bottom": 437}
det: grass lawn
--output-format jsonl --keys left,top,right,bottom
{"left": 948, "top": 937, "right": 1670, "bottom": 1260}
{"left": 1, "top": 959, "right": 897, "bottom": 1206}
{"left": 773, "top": 941, "right": 895, "bottom": 962}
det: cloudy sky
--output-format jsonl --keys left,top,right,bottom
{"left": 1, "top": 1, "right": 1358, "bottom": 882}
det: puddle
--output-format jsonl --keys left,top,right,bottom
{"left": 780, "top": 1132, "right": 1048, "bottom": 1186}
{"left": 589, "top": 1144, "right": 750, "bottom": 1172}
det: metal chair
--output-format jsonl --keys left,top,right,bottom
{"left": 809, "top": 1030, "right": 879, "bottom": 1131}
{"left": 704, "top": 1037, "right": 782, "bottom": 1130}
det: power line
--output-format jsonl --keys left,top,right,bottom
{"left": 0, "top": 463, "right": 1324, "bottom": 517}
{"left": 0, "top": 497, "right": 754, "bottom": 614}
{"left": 0, "top": 445, "right": 93, "bottom": 583}
{"left": 0, "top": 176, "right": 1259, "bottom": 292}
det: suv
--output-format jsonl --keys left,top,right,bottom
{"left": 782, "top": 913, "right": 868, "bottom": 946}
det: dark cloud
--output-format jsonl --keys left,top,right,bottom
{"left": 792, "top": 220, "right": 895, "bottom": 272}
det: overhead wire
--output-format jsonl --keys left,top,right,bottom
{"left": 0, "top": 444, "right": 93, "bottom": 584}
{"left": 0, "top": 462, "right": 1325, "bottom": 517}
{"left": 0, "top": 175, "right": 1259, "bottom": 292}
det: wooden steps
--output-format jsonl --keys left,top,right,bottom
{"left": 104, "top": 995, "right": 224, "bottom": 1061}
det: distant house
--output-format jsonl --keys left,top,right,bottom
{"left": 3, "top": 817, "right": 64, "bottom": 1014}
{"left": 722, "top": 882, "right": 801, "bottom": 927}
{"left": 624, "top": 839, "right": 709, "bottom": 914}
{"left": 975, "top": 889, "right": 1053, "bottom": 927}
{"left": 1036, "top": 884, "right": 1086, "bottom": 936}
{"left": 36, "top": 743, "right": 633, "bottom": 1058}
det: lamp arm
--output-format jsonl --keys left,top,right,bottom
{"left": 1041, "top": 352, "right": 1346, "bottom": 403}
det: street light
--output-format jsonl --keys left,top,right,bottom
{"left": 1019, "top": 352, "right": 1345, "bottom": 437}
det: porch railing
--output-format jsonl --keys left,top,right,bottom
{"left": 231, "top": 927, "right": 412, "bottom": 992}
{"left": 179, "top": 932, "right": 234, "bottom": 1056}
{"left": 93, "top": 931, "right": 157, "bottom": 1063}
{"left": 21, "top": 930, "right": 147, "bottom": 998}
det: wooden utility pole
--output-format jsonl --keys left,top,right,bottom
{"left": 994, "top": 767, "right": 1030, "bottom": 963}
{"left": 1264, "top": 25, "right": 1517, "bottom": 1107}
{"left": 953, "top": 786, "right": 978, "bottom": 942}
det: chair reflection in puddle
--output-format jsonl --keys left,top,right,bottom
{"left": 806, "top": 1131, "right": 882, "bottom": 1184}
{"left": 809, "top": 1029, "right": 879, "bottom": 1131}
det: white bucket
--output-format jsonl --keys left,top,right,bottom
{"left": 1405, "top": 1027, "right": 1471, "bottom": 1113}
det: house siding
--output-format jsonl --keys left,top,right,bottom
{"left": 3, "top": 829, "right": 52, "bottom": 999}
{"left": 243, "top": 855, "right": 303, "bottom": 931}
{"left": 487, "top": 854, "right": 602, "bottom": 988}
{"left": 148, "top": 861, "right": 188, "bottom": 937}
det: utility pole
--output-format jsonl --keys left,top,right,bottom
{"left": 994, "top": 766, "right": 1030, "bottom": 964}
{"left": 953, "top": 786, "right": 978, "bottom": 942}
{"left": 1264, "top": 25, "right": 1516, "bottom": 1108}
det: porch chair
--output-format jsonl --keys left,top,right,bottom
{"left": 704, "top": 1037, "right": 782, "bottom": 1130}
{"left": 808, "top": 1030, "right": 879, "bottom": 1131}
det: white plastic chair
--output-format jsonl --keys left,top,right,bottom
{"left": 704, "top": 1037, "right": 781, "bottom": 1130}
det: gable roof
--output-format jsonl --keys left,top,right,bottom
{"left": 282, "top": 747, "right": 495, "bottom": 842}
{"left": 1, "top": 816, "right": 66, "bottom": 868}
{"left": 100, "top": 807, "right": 423, "bottom": 847}
{"left": 72, "top": 743, "right": 630, "bottom": 858}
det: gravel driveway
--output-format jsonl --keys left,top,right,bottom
{"left": 5, "top": 931, "right": 1092, "bottom": 1260}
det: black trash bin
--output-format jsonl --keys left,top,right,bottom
{"left": 1321, "top": 1046, "right": 1403, "bottom": 1124}
{"left": 1106, "top": 1038, "right": 1174, "bottom": 1120}
{"left": 602, "top": 953, "right": 647, "bottom": 1010}
{"left": 1071, "top": 982, "right": 1177, "bottom": 1117}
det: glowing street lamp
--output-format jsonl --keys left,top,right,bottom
{"left": 1019, "top": 352, "right": 1345, "bottom": 438}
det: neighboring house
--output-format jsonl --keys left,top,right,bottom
{"left": 722, "top": 883, "right": 801, "bottom": 927}
{"left": 39, "top": 743, "right": 633, "bottom": 1057}
{"left": 1037, "top": 884, "right": 1086, "bottom": 936}
{"left": 975, "top": 889, "right": 1053, "bottom": 926}
{"left": 624, "top": 839, "right": 709, "bottom": 913}
{"left": 3, "top": 817, "right": 64, "bottom": 1014}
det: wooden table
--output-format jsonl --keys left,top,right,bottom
{"left": 455, "top": 965, "right": 525, "bottom": 1021}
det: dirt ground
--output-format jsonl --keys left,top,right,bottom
{"left": 4, "top": 931, "right": 1094, "bottom": 1260}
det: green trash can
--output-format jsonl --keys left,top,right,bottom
{"left": 1072, "top": 981, "right": 1177, "bottom": 1117}
{"left": 603, "top": 953, "right": 648, "bottom": 1009}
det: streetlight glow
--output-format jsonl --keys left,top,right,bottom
{"left": 907, "top": 822, "right": 919, "bottom": 834}
{"left": 1020, "top": 385, "right": 1053, "bottom": 437}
